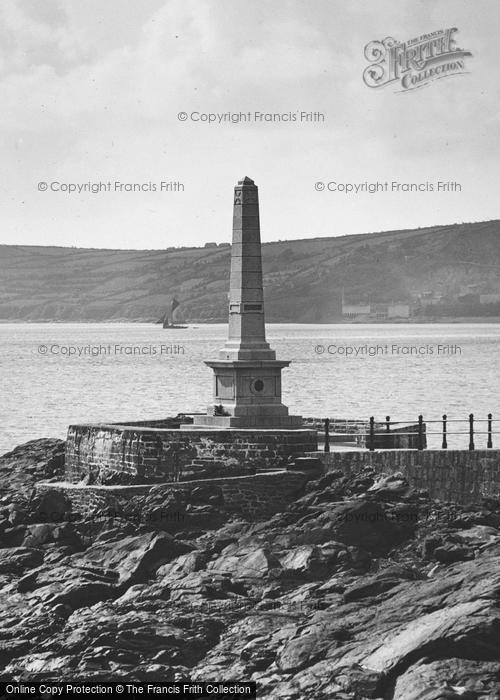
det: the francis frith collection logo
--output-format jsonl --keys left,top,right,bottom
{"left": 363, "top": 28, "right": 472, "bottom": 92}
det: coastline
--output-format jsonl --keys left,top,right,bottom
{"left": 1, "top": 317, "right": 500, "bottom": 324}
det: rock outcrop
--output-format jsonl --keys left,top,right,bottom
{"left": 1, "top": 440, "right": 499, "bottom": 698}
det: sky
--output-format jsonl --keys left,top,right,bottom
{"left": 0, "top": 0, "right": 498, "bottom": 249}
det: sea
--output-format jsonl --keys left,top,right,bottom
{"left": 1, "top": 322, "right": 499, "bottom": 455}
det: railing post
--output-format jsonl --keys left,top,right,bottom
{"left": 469, "top": 413, "right": 474, "bottom": 451}
{"left": 324, "top": 418, "right": 330, "bottom": 453}
{"left": 417, "top": 415, "right": 424, "bottom": 450}
{"left": 442, "top": 414, "right": 447, "bottom": 449}
{"left": 369, "top": 416, "right": 375, "bottom": 451}
{"left": 487, "top": 413, "right": 493, "bottom": 449}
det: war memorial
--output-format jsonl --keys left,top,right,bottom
{"left": 190, "top": 176, "right": 302, "bottom": 429}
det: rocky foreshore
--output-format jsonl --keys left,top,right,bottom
{"left": 0, "top": 439, "right": 499, "bottom": 699}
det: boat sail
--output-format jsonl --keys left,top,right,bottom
{"left": 159, "top": 298, "right": 187, "bottom": 329}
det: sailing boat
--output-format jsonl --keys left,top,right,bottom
{"left": 158, "top": 297, "right": 187, "bottom": 329}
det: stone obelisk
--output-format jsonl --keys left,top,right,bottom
{"left": 193, "top": 176, "right": 301, "bottom": 428}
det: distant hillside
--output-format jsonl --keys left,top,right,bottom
{"left": 1, "top": 220, "right": 500, "bottom": 322}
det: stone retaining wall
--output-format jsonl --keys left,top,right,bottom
{"left": 65, "top": 424, "right": 317, "bottom": 485}
{"left": 36, "top": 470, "right": 309, "bottom": 519}
{"left": 310, "top": 449, "right": 500, "bottom": 504}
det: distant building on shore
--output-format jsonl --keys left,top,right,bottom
{"left": 387, "top": 303, "right": 411, "bottom": 319}
{"left": 341, "top": 293, "right": 410, "bottom": 320}
{"left": 480, "top": 293, "right": 500, "bottom": 304}
{"left": 342, "top": 302, "right": 371, "bottom": 319}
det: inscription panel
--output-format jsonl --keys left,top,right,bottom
{"left": 216, "top": 375, "right": 235, "bottom": 399}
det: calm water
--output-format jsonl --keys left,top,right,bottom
{"left": 0, "top": 323, "right": 499, "bottom": 454}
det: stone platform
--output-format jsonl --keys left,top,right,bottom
{"left": 189, "top": 415, "right": 303, "bottom": 428}
{"left": 65, "top": 421, "right": 318, "bottom": 485}
{"left": 36, "top": 470, "right": 310, "bottom": 519}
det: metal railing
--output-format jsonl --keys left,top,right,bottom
{"left": 321, "top": 414, "right": 497, "bottom": 452}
